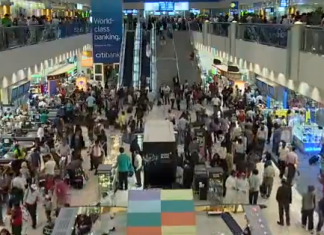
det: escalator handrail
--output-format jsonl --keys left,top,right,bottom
{"left": 151, "top": 24, "right": 157, "bottom": 94}
{"left": 118, "top": 23, "right": 126, "bottom": 88}
{"left": 132, "top": 23, "right": 141, "bottom": 88}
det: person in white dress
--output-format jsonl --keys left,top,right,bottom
{"left": 224, "top": 170, "right": 237, "bottom": 204}
{"left": 236, "top": 173, "right": 249, "bottom": 204}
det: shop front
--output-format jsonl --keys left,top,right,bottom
{"left": 29, "top": 56, "right": 78, "bottom": 95}
{"left": 253, "top": 77, "right": 323, "bottom": 154}
{"left": 81, "top": 50, "right": 93, "bottom": 75}
{"left": 47, "top": 63, "right": 77, "bottom": 96}
{"left": 9, "top": 80, "right": 30, "bottom": 107}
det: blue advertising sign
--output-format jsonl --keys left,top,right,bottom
{"left": 92, "top": 0, "right": 123, "bottom": 64}
{"left": 280, "top": 0, "right": 287, "bottom": 7}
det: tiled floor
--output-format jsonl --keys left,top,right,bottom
{"left": 5, "top": 106, "right": 317, "bottom": 235}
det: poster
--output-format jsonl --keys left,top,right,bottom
{"left": 92, "top": 0, "right": 123, "bottom": 64}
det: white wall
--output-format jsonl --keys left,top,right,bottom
{"left": 234, "top": 40, "right": 288, "bottom": 75}
{"left": 299, "top": 52, "right": 324, "bottom": 90}
{"left": 0, "top": 34, "right": 91, "bottom": 88}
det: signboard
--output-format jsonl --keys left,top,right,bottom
{"left": 159, "top": 2, "right": 174, "bottom": 11}
{"left": 230, "top": 1, "right": 239, "bottom": 9}
{"left": 280, "top": 0, "right": 287, "bottom": 7}
{"left": 92, "top": 0, "right": 122, "bottom": 64}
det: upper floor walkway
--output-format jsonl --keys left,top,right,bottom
{"left": 0, "top": 22, "right": 91, "bottom": 88}
{"left": 0, "top": 22, "right": 90, "bottom": 51}
{"left": 190, "top": 21, "right": 324, "bottom": 104}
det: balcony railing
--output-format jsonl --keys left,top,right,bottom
{"left": 208, "top": 23, "right": 231, "bottom": 37}
{"left": 237, "top": 23, "right": 291, "bottom": 48}
{"left": 302, "top": 26, "right": 324, "bottom": 55}
{"left": 0, "top": 22, "right": 90, "bottom": 51}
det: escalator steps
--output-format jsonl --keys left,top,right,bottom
{"left": 221, "top": 212, "right": 243, "bottom": 235}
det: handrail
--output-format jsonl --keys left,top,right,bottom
{"left": 151, "top": 24, "right": 157, "bottom": 93}
{"left": 132, "top": 23, "right": 141, "bottom": 89}
{"left": 0, "top": 22, "right": 90, "bottom": 51}
{"left": 118, "top": 24, "right": 126, "bottom": 88}
{"left": 138, "top": 25, "right": 142, "bottom": 89}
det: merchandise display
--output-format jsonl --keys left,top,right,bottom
{"left": 293, "top": 123, "right": 323, "bottom": 153}
{"left": 97, "top": 164, "right": 113, "bottom": 201}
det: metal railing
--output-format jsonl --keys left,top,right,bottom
{"left": 302, "top": 26, "right": 324, "bottom": 55}
{"left": 237, "top": 23, "right": 291, "bottom": 48}
{"left": 0, "top": 22, "right": 90, "bottom": 51}
{"left": 208, "top": 23, "right": 231, "bottom": 37}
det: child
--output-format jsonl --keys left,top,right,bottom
{"left": 44, "top": 195, "right": 53, "bottom": 223}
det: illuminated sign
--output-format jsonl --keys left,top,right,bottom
{"left": 230, "top": 1, "right": 238, "bottom": 9}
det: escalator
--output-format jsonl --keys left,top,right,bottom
{"left": 221, "top": 212, "right": 243, "bottom": 234}
{"left": 140, "top": 31, "right": 151, "bottom": 89}
{"left": 173, "top": 31, "right": 200, "bottom": 84}
{"left": 122, "top": 31, "right": 135, "bottom": 87}
{"left": 156, "top": 33, "right": 178, "bottom": 89}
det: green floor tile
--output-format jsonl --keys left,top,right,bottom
{"left": 160, "top": 190, "right": 193, "bottom": 201}
{"left": 161, "top": 200, "right": 194, "bottom": 212}
{"left": 127, "top": 213, "right": 162, "bottom": 227}
{"left": 161, "top": 225, "right": 196, "bottom": 234}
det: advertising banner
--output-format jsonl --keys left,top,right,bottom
{"left": 92, "top": 0, "right": 123, "bottom": 64}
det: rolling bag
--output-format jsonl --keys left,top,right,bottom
{"left": 309, "top": 155, "right": 320, "bottom": 165}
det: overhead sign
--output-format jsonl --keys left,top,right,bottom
{"left": 92, "top": 0, "right": 122, "bottom": 64}
{"left": 280, "top": 0, "right": 287, "bottom": 7}
{"left": 230, "top": 1, "right": 239, "bottom": 9}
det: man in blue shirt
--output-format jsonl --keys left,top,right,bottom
{"left": 86, "top": 94, "right": 96, "bottom": 116}
{"left": 117, "top": 147, "right": 132, "bottom": 190}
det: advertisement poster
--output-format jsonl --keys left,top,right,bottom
{"left": 92, "top": 0, "right": 123, "bottom": 64}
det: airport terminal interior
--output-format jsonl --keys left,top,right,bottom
{"left": 2, "top": 1, "right": 324, "bottom": 235}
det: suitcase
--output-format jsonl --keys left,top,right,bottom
{"left": 73, "top": 177, "right": 83, "bottom": 189}
{"left": 309, "top": 155, "right": 320, "bottom": 165}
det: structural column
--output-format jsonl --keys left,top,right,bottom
{"left": 287, "top": 22, "right": 304, "bottom": 83}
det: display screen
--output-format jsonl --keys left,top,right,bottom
{"left": 175, "top": 2, "right": 189, "bottom": 10}
{"left": 123, "top": 9, "right": 138, "bottom": 14}
{"left": 144, "top": 2, "right": 188, "bottom": 11}
{"left": 18, "top": 85, "right": 24, "bottom": 96}
{"left": 24, "top": 82, "right": 31, "bottom": 93}
{"left": 159, "top": 2, "right": 174, "bottom": 11}
{"left": 11, "top": 87, "right": 18, "bottom": 100}
{"left": 262, "top": 81, "right": 267, "bottom": 91}
{"left": 144, "top": 2, "right": 159, "bottom": 11}
{"left": 268, "top": 86, "right": 274, "bottom": 97}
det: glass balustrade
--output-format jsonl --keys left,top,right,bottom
{"left": 237, "top": 23, "right": 291, "bottom": 48}
{"left": 0, "top": 22, "right": 90, "bottom": 51}
{"left": 302, "top": 26, "right": 324, "bottom": 55}
{"left": 209, "top": 23, "right": 230, "bottom": 37}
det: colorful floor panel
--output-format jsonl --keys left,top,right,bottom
{"left": 127, "top": 189, "right": 196, "bottom": 235}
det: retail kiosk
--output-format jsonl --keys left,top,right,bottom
{"left": 143, "top": 120, "right": 177, "bottom": 188}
